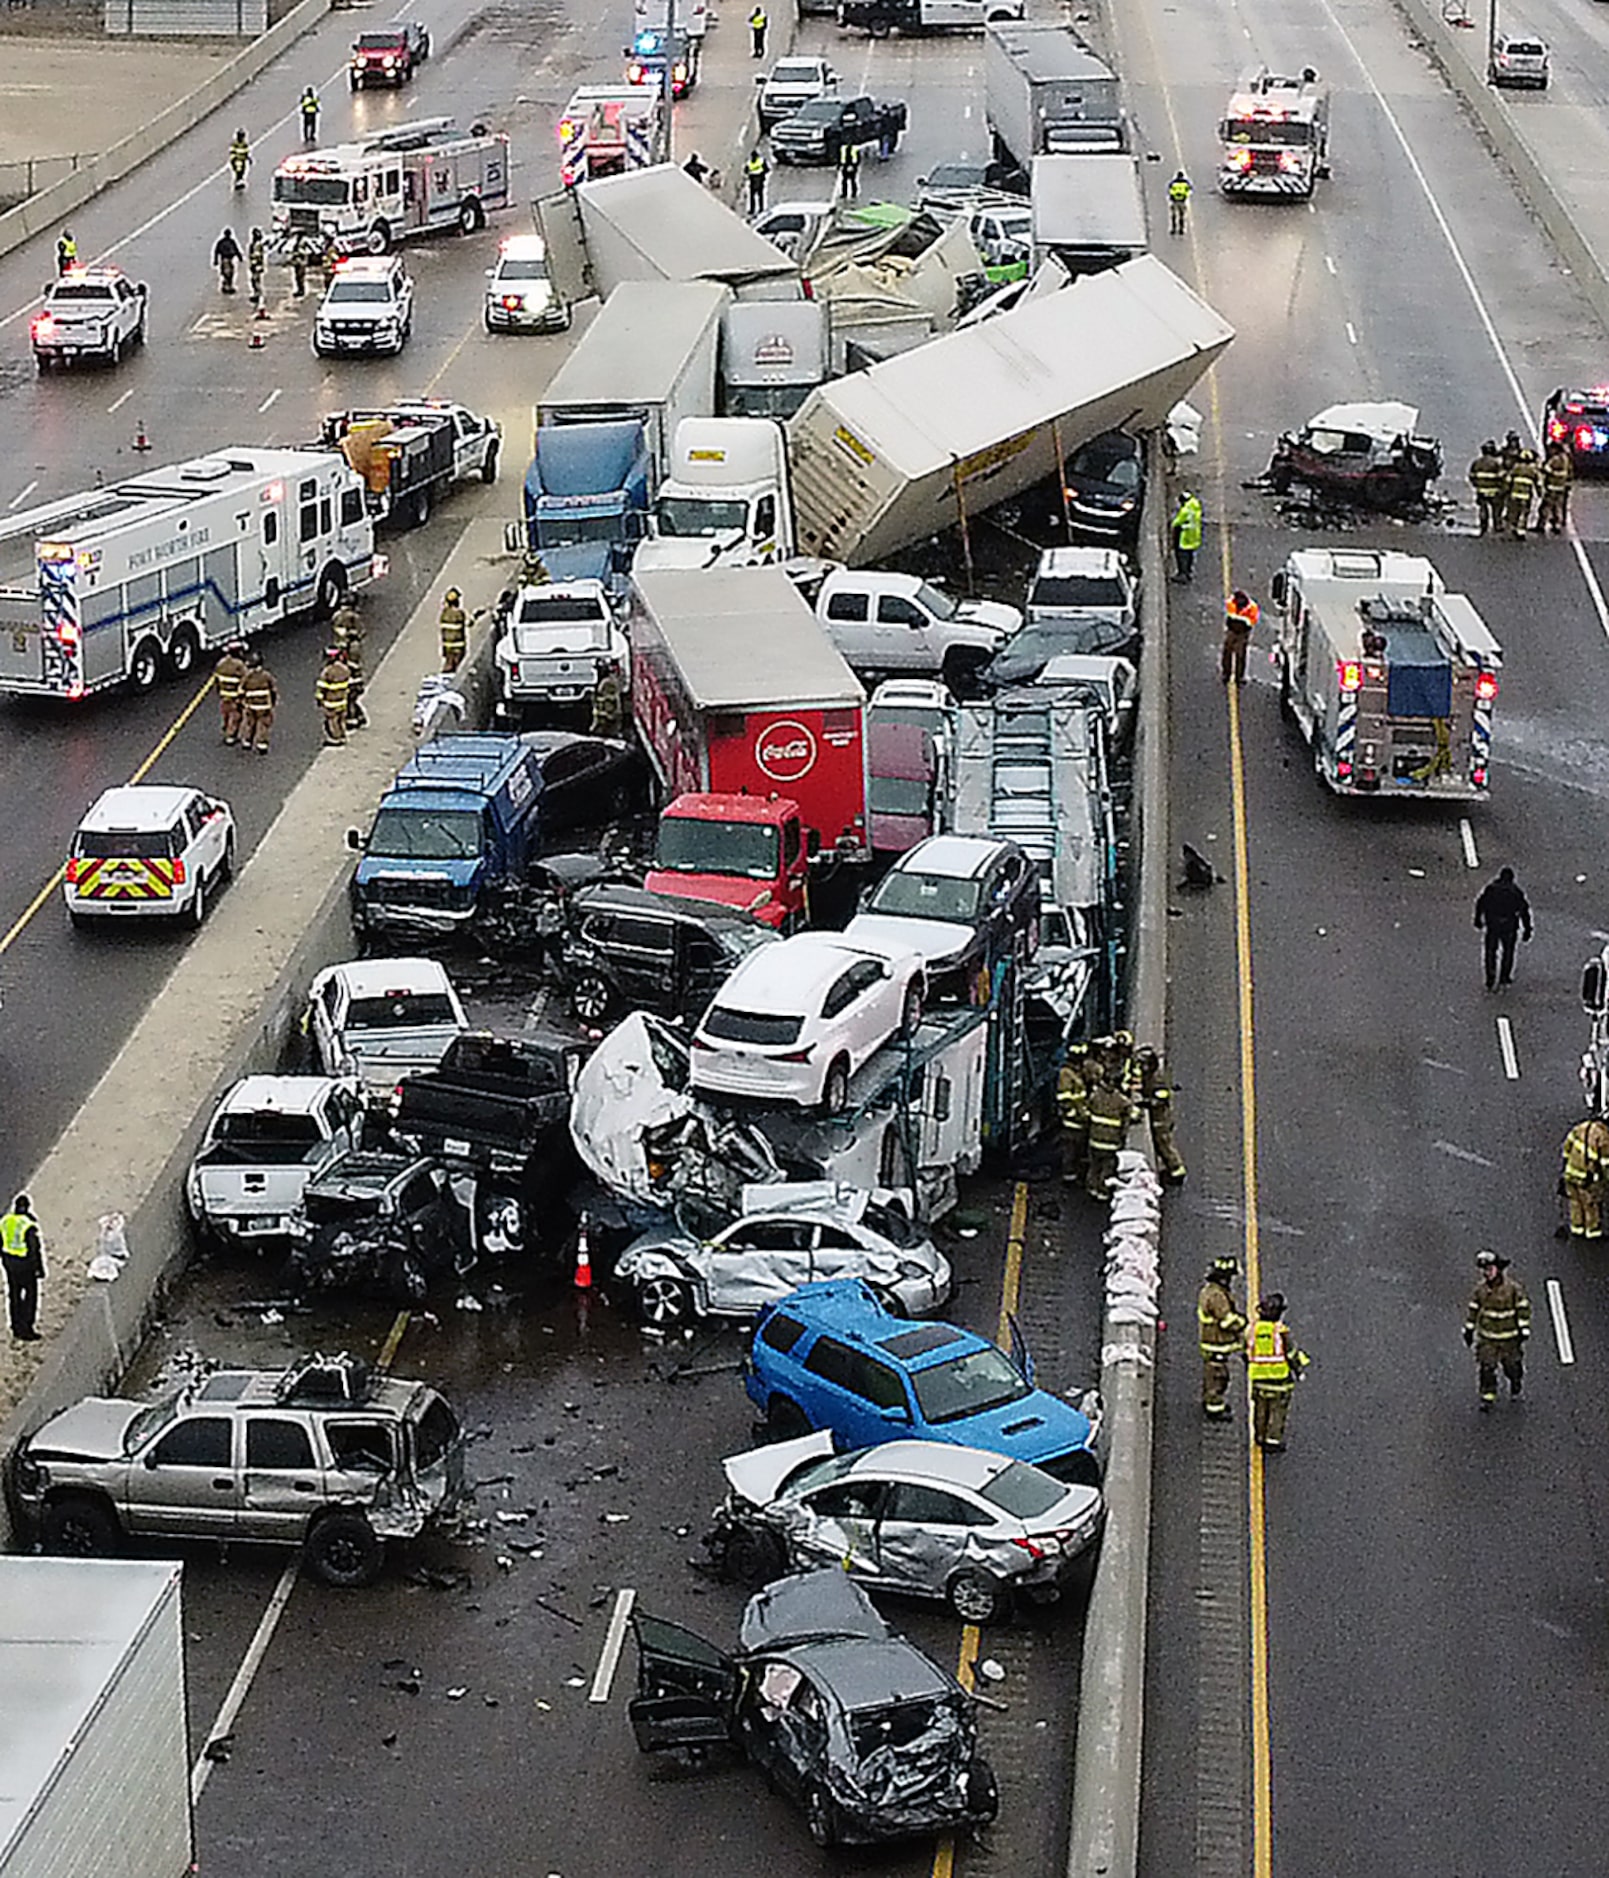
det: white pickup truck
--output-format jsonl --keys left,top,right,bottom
{"left": 185, "top": 1076, "right": 363, "bottom": 1247}
{"left": 492, "top": 580, "right": 630, "bottom": 723}
{"left": 305, "top": 958, "right": 468, "bottom": 1090}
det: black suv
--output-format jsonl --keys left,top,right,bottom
{"left": 557, "top": 884, "right": 777, "bottom": 1027}
{"left": 288, "top": 1152, "right": 457, "bottom": 1302}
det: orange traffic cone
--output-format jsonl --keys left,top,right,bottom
{"left": 132, "top": 420, "right": 152, "bottom": 452}
{"left": 573, "top": 1223, "right": 593, "bottom": 1291}
{"left": 248, "top": 329, "right": 266, "bottom": 350}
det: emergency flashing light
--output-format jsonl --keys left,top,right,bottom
{"left": 262, "top": 482, "right": 285, "bottom": 502}
{"left": 1475, "top": 671, "right": 1500, "bottom": 702}
{"left": 58, "top": 621, "right": 79, "bottom": 648}
{"left": 557, "top": 117, "right": 579, "bottom": 142}
{"left": 1578, "top": 425, "right": 1597, "bottom": 451}
{"left": 1277, "top": 149, "right": 1302, "bottom": 172}
{"left": 1473, "top": 767, "right": 1488, "bottom": 787}
{"left": 31, "top": 315, "right": 54, "bottom": 339}
{"left": 627, "top": 61, "right": 646, "bottom": 81}
{"left": 1227, "top": 148, "right": 1254, "bottom": 170}
{"left": 1337, "top": 759, "right": 1353, "bottom": 779}
{"left": 1547, "top": 417, "right": 1568, "bottom": 442}
{"left": 634, "top": 29, "right": 661, "bottom": 51}
{"left": 1339, "top": 660, "right": 1362, "bottom": 692}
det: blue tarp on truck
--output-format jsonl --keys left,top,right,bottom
{"left": 521, "top": 420, "right": 653, "bottom": 586}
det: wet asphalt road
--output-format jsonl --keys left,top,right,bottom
{"left": 1122, "top": 0, "right": 1609, "bottom": 1872}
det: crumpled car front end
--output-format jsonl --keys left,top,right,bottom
{"left": 823, "top": 1699, "right": 995, "bottom": 1843}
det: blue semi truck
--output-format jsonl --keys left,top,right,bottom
{"left": 520, "top": 420, "right": 653, "bottom": 585}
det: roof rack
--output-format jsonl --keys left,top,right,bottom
{"left": 277, "top": 1351, "right": 376, "bottom": 1406}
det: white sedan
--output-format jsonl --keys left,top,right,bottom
{"left": 690, "top": 932, "right": 924, "bottom": 1113}
{"left": 614, "top": 1182, "right": 950, "bottom": 1327}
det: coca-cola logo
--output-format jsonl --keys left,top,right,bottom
{"left": 755, "top": 718, "right": 817, "bottom": 783}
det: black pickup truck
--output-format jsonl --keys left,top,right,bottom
{"left": 769, "top": 94, "right": 908, "bottom": 165}
{"left": 393, "top": 1031, "right": 581, "bottom": 1173}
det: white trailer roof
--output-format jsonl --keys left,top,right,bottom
{"left": 578, "top": 164, "right": 800, "bottom": 288}
{"left": 634, "top": 566, "right": 863, "bottom": 709}
{"left": 796, "top": 254, "right": 1233, "bottom": 480}
{"left": 1031, "top": 155, "right": 1146, "bottom": 251}
{"left": 0, "top": 1557, "right": 182, "bottom": 1853}
{"left": 988, "top": 20, "right": 1115, "bottom": 86}
{"left": 539, "top": 279, "right": 729, "bottom": 411}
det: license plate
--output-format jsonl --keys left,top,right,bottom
{"left": 445, "top": 1137, "right": 471, "bottom": 1157}
{"left": 241, "top": 1216, "right": 285, "bottom": 1235}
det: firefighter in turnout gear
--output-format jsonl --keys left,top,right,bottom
{"left": 590, "top": 659, "right": 625, "bottom": 738}
{"left": 1198, "top": 1255, "right": 1246, "bottom": 1419}
{"left": 1505, "top": 448, "right": 1540, "bottom": 539}
{"left": 1465, "top": 1250, "right": 1529, "bottom": 1409}
{"left": 240, "top": 651, "right": 278, "bottom": 753}
{"left": 331, "top": 599, "right": 367, "bottom": 728}
{"left": 214, "top": 640, "right": 248, "bottom": 744}
{"left": 247, "top": 227, "right": 266, "bottom": 303}
{"left": 316, "top": 647, "right": 353, "bottom": 745}
{"left": 1056, "top": 1042, "right": 1092, "bottom": 1187}
{"left": 1246, "top": 1294, "right": 1309, "bottom": 1450}
{"left": 439, "top": 588, "right": 468, "bottom": 672}
{"left": 1539, "top": 442, "right": 1573, "bottom": 536}
{"left": 1560, "top": 1116, "right": 1609, "bottom": 1239}
{"left": 1084, "top": 1075, "right": 1136, "bottom": 1201}
{"left": 1468, "top": 441, "right": 1507, "bottom": 537}
{"left": 1134, "top": 1045, "right": 1186, "bottom": 1185}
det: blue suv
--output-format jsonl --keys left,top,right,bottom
{"left": 744, "top": 1280, "right": 1101, "bottom": 1487}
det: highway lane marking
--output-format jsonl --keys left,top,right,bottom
{"left": 1547, "top": 1279, "right": 1575, "bottom": 1365}
{"left": 107, "top": 388, "right": 134, "bottom": 414}
{"left": 192, "top": 1553, "right": 300, "bottom": 1803}
{"left": 589, "top": 1587, "right": 638, "bottom": 1703}
{"left": 1460, "top": 818, "right": 1479, "bottom": 869}
{"left": 1324, "top": 253, "right": 1336, "bottom": 274}
{"left": 1312, "top": 0, "right": 1609, "bottom": 644}
{"left": 0, "top": 666, "right": 218, "bottom": 957}
{"left": 931, "top": 1623, "right": 981, "bottom": 1878}
{"left": 1496, "top": 1015, "right": 1520, "bottom": 1079}
{"left": 1345, "top": 320, "right": 1357, "bottom": 345}
{"left": 191, "top": 1301, "right": 415, "bottom": 1799}
{"left": 258, "top": 386, "right": 282, "bottom": 413}
{"left": 7, "top": 479, "right": 37, "bottom": 509}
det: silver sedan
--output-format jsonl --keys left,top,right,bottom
{"left": 707, "top": 1433, "right": 1104, "bottom": 1624}
{"left": 613, "top": 1183, "right": 950, "bottom": 1327}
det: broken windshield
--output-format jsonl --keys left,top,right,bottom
{"left": 656, "top": 817, "right": 779, "bottom": 881}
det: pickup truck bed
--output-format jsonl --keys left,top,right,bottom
{"left": 394, "top": 1033, "right": 581, "bottom": 1169}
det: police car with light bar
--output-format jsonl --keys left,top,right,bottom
{"left": 483, "top": 234, "right": 569, "bottom": 333}
{"left": 1544, "top": 387, "right": 1609, "bottom": 471}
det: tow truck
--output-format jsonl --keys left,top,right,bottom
{"left": 1270, "top": 547, "right": 1502, "bottom": 799}
{"left": 1219, "top": 66, "right": 1330, "bottom": 199}
{"left": 320, "top": 401, "right": 501, "bottom": 530}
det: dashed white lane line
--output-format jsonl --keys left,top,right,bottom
{"left": 590, "top": 1587, "right": 637, "bottom": 1704}
{"left": 192, "top": 1554, "right": 300, "bottom": 1803}
{"left": 8, "top": 479, "right": 37, "bottom": 509}
{"left": 1496, "top": 1014, "right": 1520, "bottom": 1080}
{"left": 1460, "top": 818, "right": 1479, "bottom": 870}
{"left": 1547, "top": 1278, "right": 1575, "bottom": 1366}
{"left": 258, "top": 386, "right": 281, "bottom": 413}
{"left": 1324, "top": 253, "right": 1337, "bottom": 274}
{"left": 107, "top": 387, "right": 135, "bottom": 414}
{"left": 1345, "top": 320, "right": 1357, "bottom": 344}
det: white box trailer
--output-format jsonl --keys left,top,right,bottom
{"left": 537, "top": 164, "right": 799, "bottom": 307}
{"left": 0, "top": 1558, "right": 192, "bottom": 1878}
{"left": 1030, "top": 153, "right": 1146, "bottom": 274}
{"left": 0, "top": 447, "right": 380, "bottom": 700}
{"left": 985, "top": 20, "right": 1125, "bottom": 172}
{"left": 787, "top": 253, "right": 1234, "bottom": 567}
{"left": 536, "top": 279, "right": 728, "bottom": 477}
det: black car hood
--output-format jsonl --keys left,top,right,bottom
{"left": 740, "top": 1568, "right": 890, "bottom": 1651}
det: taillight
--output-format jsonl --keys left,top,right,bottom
{"left": 1577, "top": 425, "right": 1595, "bottom": 451}
{"left": 65, "top": 857, "right": 79, "bottom": 884}
{"left": 1011, "top": 1536, "right": 1045, "bottom": 1560}
{"left": 1339, "top": 660, "right": 1362, "bottom": 692}
{"left": 773, "top": 1046, "right": 814, "bottom": 1063}
{"left": 1474, "top": 672, "right": 1499, "bottom": 702}
{"left": 691, "top": 1036, "right": 714, "bottom": 1051}
{"left": 509, "top": 661, "right": 520, "bottom": 681}
{"left": 1337, "top": 759, "right": 1353, "bottom": 779}
{"left": 1277, "top": 149, "right": 1301, "bottom": 172}
{"left": 171, "top": 858, "right": 187, "bottom": 885}
{"left": 58, "top": 622, "right": 79, "bottom": 649}
{"left": 1473, "top": 768, "right": 1488, "bottom": 788}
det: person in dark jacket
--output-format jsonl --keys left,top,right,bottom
{"left": 1474, "top": 865, "right": 1532, "bottom": 990}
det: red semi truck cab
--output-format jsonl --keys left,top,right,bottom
{"left": 647, "top": 792, "right": 811, "bottom": 929}
{"left": 629, "top": 567, "right": 870, "bottom": 905}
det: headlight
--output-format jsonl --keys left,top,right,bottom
{"left": 13, "top": 1454, "right": 45, "bottom": 1494}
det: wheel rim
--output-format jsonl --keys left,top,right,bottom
{"left": 58, "top": 1512, "right": 107, "bottom": 1555}
{"left": 951, "top": 1573, "right": 998, "bottom": 1623}
{"left": 574, "top": 975, "right": 610, "bottom": 1021}
{"left": 171, "top": 633, "right": 196, "bottom": 674}
{"left": 322, "top": 1532, "right": 367, "bottom": 1576}
{"left": 824, "top": 1063, "right": 849, "bottom": 1112}
{"left": 639, "top": 1276, "right": 691, "bottom": 1325}
{"left": 133, "top": 647, "right": 158, "bottom": 690}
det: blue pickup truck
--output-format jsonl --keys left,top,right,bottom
{"left": 348, "top": 735, "right": 545, "bottom": 942}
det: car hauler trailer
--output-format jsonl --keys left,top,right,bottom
{"left": 0, "top": 447, "right": 379, "bottom": 699}
{"left": 787, "top": 254, "right": 1233, "bottom": 567}
{"left": 1270, "top": 546, "right": 1502, "bottom": 798}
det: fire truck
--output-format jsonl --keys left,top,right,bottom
{"left": 1270, "top": 547, "right": 1502, "bottom": 800}
{"left": 1218, "top": 67, "right": 1330, "bottom": 199}
{"left": 555, "top": 87, "right": 663, "bottom": 186}
{"left": 271, "top": 118, "right": 511, "bottom": 257}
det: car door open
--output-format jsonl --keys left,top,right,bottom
{"left": 628, "top": 1612, "right": 739, "bottom": 1755}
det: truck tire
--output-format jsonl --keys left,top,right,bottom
{"left": 305, "top": 1511, "right": 384, "bottom": 1587}
{"left": 480, "top": 440, "right": 500, "bottom": 486}
{"left": 412, "top": 484, "right": 432, "bottom": 530}
{"left": 42, "top": 1494, "right": 122, "bottom": 1558}
{"left": 764, "top": 1395, "right": 812, "bottom": 1441}
{"left": 367, "top": 220, "right": 392, "bottom": 255}
{"left": 186, "top": 874, "right": 208, "bottom": 930}
{"left": 128, "top": 639, "right": 162, "bottom": 693}
{"left": 314, "top": 563, "right": 347, "bottom": 620}
{"left": 458, "top": 198, "right": 485, "bottom": 235}
{"left": 166, "top": 625, "right": 200, "bottom": 678}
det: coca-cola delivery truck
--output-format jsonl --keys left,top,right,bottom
{"left": 629, "top": 567, "right": 869, "bottom": 922}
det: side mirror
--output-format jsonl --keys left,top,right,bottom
{"left": 755, "top": 72, "right": 766, "bottom": 84}
{"left": 1269, "top": 570, "right": 1288, "bottom": 609}
{"left": 879, "top": 1403, "right": 910, "bottom": 1422}
{"left": 1584, "top": 956, "right": 1607, "bottom": 1015}
{"left": 484, "top": 269, "right": 495, "bottom": 278}
{"left": 502, "top": 520, "right": 524, "bottom": 554}
{"left": 346, "top": 827, "right": 364, "bottom": 852}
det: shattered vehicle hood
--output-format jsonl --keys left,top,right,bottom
{"left": 825, "top": 1695, "right": 977, "bottom": 1838}
{"left": 740, "top": 1568, "right": 892, "bottom": 1650}
{"left": 1304, "top": 399, "right": 1420, "bottom": 442}
{"left": 568, "top": 1012, "right": 699, "bottom": 1206}
{"left": 722, "top": 1430, "right": 835, "bottom": 1507}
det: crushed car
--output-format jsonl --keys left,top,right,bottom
{"left": 628, "top": 1568, "right": 999, "bottom": 1847}
{"left": 612, "top": 1181, "right": 950, "bottom": 1326}
{"left": 706, "top": 1432, "right": 1103, "bottom": 1621}
{"left": 1263, "top": 400, "right": 1443, "bottom": 513}
{"left": 8, "top": 1351, "right": 467, "bottom": 1587}
{"left": 285, "top": 1151, "right": 461, "bottom": 1303}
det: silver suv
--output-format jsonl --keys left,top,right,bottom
{"left": 9, "top": 1352, "right": 466, "bottom": 1586}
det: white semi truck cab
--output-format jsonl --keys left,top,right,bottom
{"left": 633, "top": 417, "right": 795, "bottom": 573}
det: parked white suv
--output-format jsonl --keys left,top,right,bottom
{"left": 64, "top": 784, "right": 235, "bottom": 930}
{"left": 313, "top": 255, "right": 414, "bottom": 358}
{"left": 1488, "top": 33, "right": 1547, "bottom": 88}
{"left": 816, "top": 570, "right": 1021, "bottom": 685}
{"left": 31, "top": 265, "right": 148, "bottom": 369}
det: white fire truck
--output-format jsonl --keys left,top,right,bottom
{"left": 1270, "top": 547, "right": 1501, "bottom": 800}
{"left": 1218, "top": 67, "right": 1330, "bottom": 199}
{"left": 0, "top": 449, "right": 380, "bottom": 700}
{"left": 271, "top": 117, "right": 511, "bottom": 257}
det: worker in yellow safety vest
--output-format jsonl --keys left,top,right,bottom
{"left": 1245, "top": 1294, "right": 1309, "bottom": 1450}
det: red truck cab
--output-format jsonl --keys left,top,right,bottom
{"left": 646, "top": 792, "right": 811, "bottom": 930}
